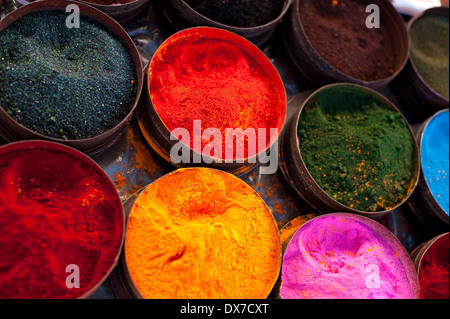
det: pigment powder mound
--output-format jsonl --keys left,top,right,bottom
{"left": 410, "top": 11, "right": 449, "bottom": 100}
{"left": 419, "top": 234, "right": 449, "bottom": 299}
{"left": 421, "top": 110, "right": 449, "bottom": 214}
{"left": 281, "top": 214, "right": 415, "bottom": 299}
{"left": 0, "top": 11, "right": 137, "bottom": 140}
{"left": 298, "top": 93, "right": 417, "bottom": 212}
{"left": 125, "top": 168, "right": 281, "bottom": 299}
{"left": 185, "top": 0, "right": 286, "bottom": 27}
{"left": 149, "top": 29, "right": 286, "bottom": 160}
{"left": 299, "top": 0, "right": 397, "bottom": 81}
{"left": 0, "top": 144, "right": 124, "bottom": 299}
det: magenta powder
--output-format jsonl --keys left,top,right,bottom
{"left": 280, "top": 214, "right": 414, "bottom": 299}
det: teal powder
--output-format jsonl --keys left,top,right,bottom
{"left": 421, "top": 110, "right": 449, "bottom": 214}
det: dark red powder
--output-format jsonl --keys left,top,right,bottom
{"left": 419, "top": 234, "right": 449, "bottom": 299}
{"left": 149, "top": 31, "right": 286, "bottom": 160}
{"left": 299, "top": 0, "right": 397, "bottom": 81}
{"left": 0, "top": 146, "right": 123, "bottom": 299}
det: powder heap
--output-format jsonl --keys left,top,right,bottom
{"left": 0, "top": 145, "right": 123, "bottom": 299}
{"left": 410, "top": 11, "right": 449, "bottom": 100}
{"left": 281, "top": 214, "right": 415, "bottom": 299}
{"left": 419, "top": 234, "right": 449, "bottom": 299}
{"left": 298, "top": 95, "right": 417, "bottom": 212}
{"left": 125, "top": 168, "right": 281, "bottom": 299}
{"left": 149, "top": 29, "right": 285, "bottom": 160}
{"left": 421, "top": 110, "right": 449, "bottom": 214}
{"left": 185, "top": 0, "right": 286, "bottom": 27}
{"left": 0, "top": 11, "right": 137, "bottom": 140}
{"left": 299, "top": 0, "right": 397, "bottom": 81}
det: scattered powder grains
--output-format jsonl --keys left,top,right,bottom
{"left": 0, "top": 11, "right": 137, "bottom": 140}
{"left": 410, "top": 11, "right": 449, "bottom": 100}
{"left": 298, "top": 97, "right": 416, "bottom": 212}
{"left": 421, "top": 110, "right": 449, "bottom": 214}
{"left": 419, "top": 234, "right": 449, "bottom": 299}
{"left": 185, "top": 0, "right": 286, "bottom": 27}
{"left": 281, "top": 215, "right": 415, "bottom": 299}
{"left": 0, "top": 146, "right": 123, "bottom": 299}
{"left": 125, "top": 168, "right": 281, "bottom": 299}
{"left": 299, "top": 0, "right": 397, "bottom": 81}
{"left": 149, "top": 29, "right": 285, "bottom": 160}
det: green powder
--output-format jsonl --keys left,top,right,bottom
{"left": 298, "top": 94, "right": 417, "bottom": 212}
{"left": 410, "top": 12, "right": 449, "bottom": 100}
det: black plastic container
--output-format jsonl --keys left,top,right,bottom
{"left": 158, "top": 0, "right": 292, "bottom": 46}
{"left": 283, "top": 0, "right": 409, "bottom": 91}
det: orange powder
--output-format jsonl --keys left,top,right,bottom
{"left": 124, "top": 168, "right": 281, "bottom": 299}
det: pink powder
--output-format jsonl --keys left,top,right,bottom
{"left": 280, "top": 214, "right": 414, "bottom": 299}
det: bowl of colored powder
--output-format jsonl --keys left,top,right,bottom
{"left": 141, "top": 27, "right": 287, "bottom": 176}
{"left": 280, "top": 213, "right": 420, "bottom": 299}
{"left": 122, "top": 168, "right": 282, "bottom": 299}
{"left": 0, "top": 140, "right": 125, "bottom": 299}
{"left": 160, "top": 0, "right": 292, "bottom": 46}
{"left": 411, "top": 233, "right": 449, "bottom": 299}
{"left": 392, "top": 7, "right": 449, "bottom": 120}
{"left": 0, "top": 0, "right": 143, "bottom": 155}
{"left": 283, "top": 0, "right": 409, "bottom": 90}
{"left": 77, "top": 0, "right": 150, "bottom": 25}
{"left": 409, "top": 109, "right": 449, "bottom": 231}
{"left": 279, "top": 83, "right": 420, "bottom": 216}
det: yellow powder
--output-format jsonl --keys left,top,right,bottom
{"left": 125, "top": 168, "right": 281, "bottom": 299}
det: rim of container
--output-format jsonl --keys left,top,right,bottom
{"left": 293, "top": 0, "right": 410, "bottom": 86}
{"left": 281, "top": 212, "right": 421, "bottom": 299}
{"left": 292, "top": 83, "right": 421, "bottom": 216}
{"left": 0, "top": 0, "right": 144, "bottom": 148}
{"left": 416, "top": 108, "right": 450, "bottom": 218}
{"left": 407, "top": 7, "right": 450, "bottom": 103}
{"left": 175, "top": 0, "right": 293, "bottom": 31}
{"left": 145, "top": 26, "right": 288, "bottom": 163}
{"left": 122, "top": 167, "right": 283, "bottom": 299}
{"left": 0, "top": 140, "right": 126, "bottom": 299}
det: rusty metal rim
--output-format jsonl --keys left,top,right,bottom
{"left": 0, "top": 140, "right": 126, "bottom": 299}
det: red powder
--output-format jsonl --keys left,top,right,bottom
{"left": 149, "top": 31, "right": 285, "bottom": 160}
{"left": 419, "top": 234, "right": 449, "bottom": 299}
{"left": 0, "top": 146, "right": 123, "bottom": 299}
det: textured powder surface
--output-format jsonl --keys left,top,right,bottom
{"left": 299, "top": 98, "right": 416, "bottom": 212}
{"left": 421, "top": 110, "right": 449, "bottom": 214}
{"left": 125, "top": 168, "right": 281, "bottom": 299}
{"left": 0, "top": 147, "right": 123, "bottom": 299}
{"left": 281, "top": 215, "right": 414, "bottom": 299}
{"left": 149, "top": 33, "right": 285, "bottom": 160}
{"left": 0, "top": 11, "right": 137, "bottom": 140}
{"left": 410, "top": 12, "right": 449, "bottom": 100}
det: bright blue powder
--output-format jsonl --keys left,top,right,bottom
{"left": 421, "top": 110, "right": 449, "bottom": 215}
